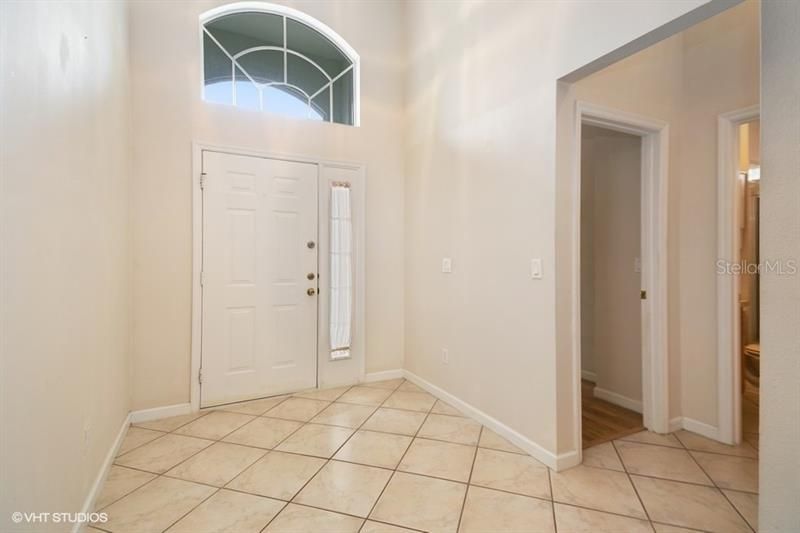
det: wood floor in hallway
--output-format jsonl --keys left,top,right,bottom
{"left": 582, "top": 379, "right": 643, "bottom": 449}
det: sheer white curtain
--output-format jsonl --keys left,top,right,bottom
{"left": 330, "top": 184, "right": 352, "bottom": 359}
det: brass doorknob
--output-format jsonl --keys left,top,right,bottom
{"left": 307, "top": 288, "right": 316, "bottom": 296}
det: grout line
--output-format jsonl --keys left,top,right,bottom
{"left": 610, "top": 440, "right": 655, "bottom": 531}
{"left": 684, "top": 445, "right": 758, "bottom": 533}
{"left": 548, "top": 467, "right": 558, "bottom": 532}
{"left": 455, "top": 425, "right": 482, "bottom": 532}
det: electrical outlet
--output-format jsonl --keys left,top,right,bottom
{"left": 441, "top": 348, "right": 449, "bottom": 364}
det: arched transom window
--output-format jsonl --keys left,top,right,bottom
{"left": 201, "top": 3, "right": 359, "bottom": 126}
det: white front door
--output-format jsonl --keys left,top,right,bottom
{"left": 201, "top": 150, "right": 319, "bottom": 407}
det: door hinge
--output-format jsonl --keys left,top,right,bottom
{"left": 200, "top": 271, "right": 205, "bottom": 286}
{"left": 198, "top": 368, "right": 203, "bottom": 384}
{"left": 641, "top": 290, "right": 647, "bottom": 300}
{"left": 199, "top": 173, "right": 207, "bottom": 189}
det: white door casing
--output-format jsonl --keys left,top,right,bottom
{"left": 201, "top": 150, "right": 319, "bottom": 407}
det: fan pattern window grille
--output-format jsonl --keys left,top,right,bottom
{"left": 202, "top": 7, "right": 357, "bottom": 125}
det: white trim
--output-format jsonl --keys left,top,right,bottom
{"left": 72, "top": 414, "right": 131, "bottom": 533}
{"left": 402, "top": 370, "right": 574, "bottom": 470}
{"left": 362, "top": 369, "right": 404, "bottom": 383}
{"left": 682, "top": 417, "right": 720, "bottom": 441}
{"left": 667, "top": 416, "right": 720, "bottom": 441}
{"left": 717, "top": 105, "right": 759, "bottom": 446}
{"left": 593, "top": 387, "right": 644, "bottom": 414}
{"left": 130, "top": 403, "right": 192, "bottom": 424}
{"left": 191, "top": 142, "right": 366, "bottom": 411}
{"left": 199, "top": 2, "right": 361, "bottom": 126}
{"left": 571, "top": 102, "right": 671, "bottom": 466}
{"left": 581, "top": 370, "right": 597, "bottom": 382}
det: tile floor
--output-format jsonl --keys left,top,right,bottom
{"left": 92, "top": 379, "right": 758, "bottom": 533}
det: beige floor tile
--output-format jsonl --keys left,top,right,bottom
{"left": 743, "top": 432, "right": 759, "bottom": 450}
{"left": 619, "top": 430, "right": 683, "bottom": 448}
{"left": 478, "top": 427, "right": 526, "bottom": 454}
{"left": 227, "top": 450, "right": 326, "bottom": 500}
{"left": 691, "top": 451, "right": 758, "bottom": 493}
{"left": 430, "top": 400, "right": 464, "bottom": 417}
{"left": 174, "top": 411, "right": 255, "bottom": 440}
{"left": 166, "top": 442, "right": 266, "bottom": 486}
{"left": 311, "top": 402, "right": 376, "bottom": 428}
{"left": 360, "top": 521, "right": 417, "bottom": 533}
{"left": 370, "top": 472, "right": 466, "bottom": 533}
{"left": 334, "top": 430, "right": 412, "bottom": 469}
{"left": 133, "top": 412, "right": 207, "bottom": 433}
{"left": 362, "top": 408, "right": 427, "bottom": 436}
{"left": 460, "top": 485, "right": 554, "bottom": 533}
{"left": 616, "top": 440, "right": 712, "bottom": 485}
{"left": 265, "top": 397, "right": 331, "bottom": 421}
{"left": 336, "top": 386, "right": 394, "bottom": 406}
{"left": 167, "top": 489, "right": 284, "bottom": 533}
{"left": 397, "top": 381, "right": 424, "bottom": 393}
{"left": 417, "top": 413, "right": 481, "bottom": 445}
{"left": 382, "top": 391, "right": 436, "bottom": 412}
{"left": 295, "top": 460, "right": 393, "bottom": 517}
{"left": 115, "top": 434, "right": 213, "bottom": 474}
{"left": 222, "top": 417, "right": 302, "bottom": 449}
{"left": 117, "top": 427, "right": 165, "bottom": 456}
{"left": 470, "top": 447, "right": 551, "bottom": 499}
{"left": 275, "top": 423, "right": 354, "bottom": 458}
{"left": 214, "top": 396, "right": 288, "bottom": 416}
{"left": 397, "top": 438, "right": 475, "bottom": 482}
{"left": 550, "top": 465, "right": 646, "bottom": 519}
{"left": 102, "top": 476, "right": 215, "bottom": 533}
{"left": 723, "top": 489, "right": 758, "bottom": 530}
{"left": 675, "top": 430, "right": 757, "bottom": 458}
{"left": 292, "top": 386, "right": 351, "bottom": 402}
{"left": 632, "top": 475, "right": 751, "bottom": 532}
{"left": 582, "top": 442, "right": 624, "bottom": 471}
{"left": 94, "top": 466, "right": 156, "bottom": 510}
{"left": 361, "top": 378, "right": 405, "bottom": 390}
{"left": 264, "top": 503, "right": 363, "bottom": 532}
{"left": 554, "top": 503, "right": 652, "bottom": 532}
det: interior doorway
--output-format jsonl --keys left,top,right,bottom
{"left": 572, "top": 102, "right": 670, "bottom": 454}
{"left": 580, "top": 125, "right": 645, "bottom": 448}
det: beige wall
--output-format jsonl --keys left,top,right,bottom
{"left": 759, "top": 1, "right": 800, "bottom": 529}
{"left": 0, "top": 1, "right": 132, "bottom": 530}
{"left": 580, "top": 126, "right": 642, "bottom": 403}
{"left": 556, "top": 0, "right": 759, "bottom": 450}
{"left": 404, "top": 0, "right": 716, "bottom": 455}
{"left": 129, "top": 0, "right": 406, "bottom": 409}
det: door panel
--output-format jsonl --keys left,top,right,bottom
{"left": 201, "top": 151, "right": 318, "bottom": 407}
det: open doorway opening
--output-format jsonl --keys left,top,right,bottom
{"left": 736, "top": 118, "right": 761, "bottom": 451}
{"left": 580, "top": 125, "right": 645, "bottom": 448}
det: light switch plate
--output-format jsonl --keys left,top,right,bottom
{"left": 531, "top": 258, "right": 542, "bottom": 279}
{"left": 442, "top": 258, "right": 452, "bottom": 273}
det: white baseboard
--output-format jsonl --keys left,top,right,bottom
{"left": 593, "top": 387, "right": 643, "bottom": 414}
{"left": 677, "top": 416, "right": 719, "bottom": 440}
{"left": 73, "top": 413, "right": 131, "bottom": 533}
{"left": 130, "top": 403, "right": 192, "bottom": 424}
{"left": 581, "top": 370, "right": 597, "bottom": 382}
{"left": 402, "top": 370, "right": 570, "bottom": 470}
{"left": 669, "top": 416, "right": 684, "bottom": 433}
{"left": 362, "top": 369, "right": 404, "bottom": 383}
